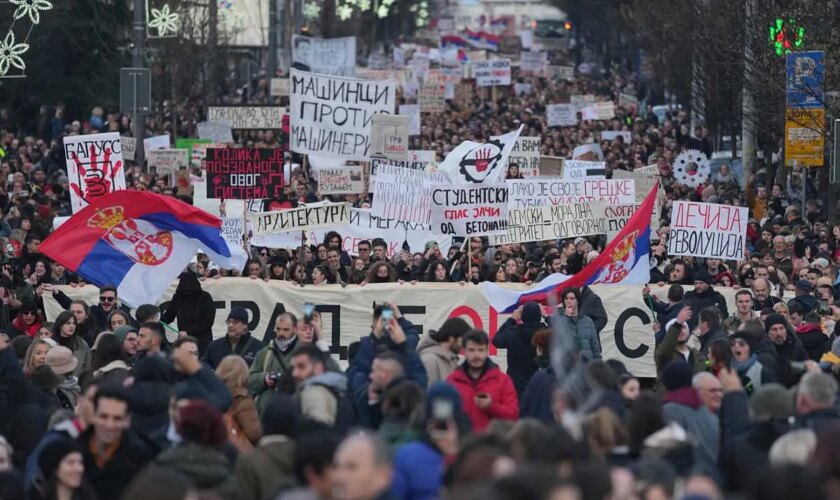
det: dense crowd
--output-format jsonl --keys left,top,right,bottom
{"left": 2, "top": 42, "right": 840, "bottom": 500}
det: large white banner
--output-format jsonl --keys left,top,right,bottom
{"left": 292, "top": 35, "right": 356, "bottom": 76}
{"left": 668, "top": 201, "right": 748, "bottom": 260}
{"left": 43, "top": 281, "right": 741, "bottom": 377}
{"left": 489, "top": 203, "right": 607, "bottom": 245}
{"left": 506, "top": 178, "right": 635, "bottom": 208}
{"left": 63, "top": 132, "right": 127, "bottom": 213}
{"left": 254, "top": 203, "right": 351, "bottom": 235}
{"left": 290, "top": 69, "right": 396, "bottom": 161}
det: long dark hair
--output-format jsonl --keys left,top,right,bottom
{"left": 53, "top": 311, "right": 80, "bottom": 350}
{"left": 92, "top": 334, "right": 126, "bottom": 372}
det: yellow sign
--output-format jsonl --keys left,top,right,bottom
{"left": 785, "top": 107, "right": 825, "bottom": 167}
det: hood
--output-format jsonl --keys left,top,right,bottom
{"left": 301, "top": 371, "right": 347, "bottom": 393}
{"left": 176, "top": 271, "right": 203, "bottom": 294}
{"left": 417, "top": 335, "right": 458, "bottom": 360}
{"left": 128, "top": 379, "right": 173, "bottom": 415}
{"left": 796, "top": 323, "right": 823, "bottom": 337}
{"left": 257, "top": 436, "right": 296, "bottom": 468}
{"left": 133, "top": 355, "right": 177, "bottom": 383}
{"left": 663, "top": 386, "right": 703, "bottom": 409}
{"left": 157, "top": 443, "right": 231, "bottom": 488}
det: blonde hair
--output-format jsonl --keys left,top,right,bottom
{"left": 215, "top": 355, "right": 249, "bottom": 390}
{"left": 23, "top": 339, "right": 51, "bottom": 377}
{"left": 582, "top": 408, "right": 627, "bottom": 457}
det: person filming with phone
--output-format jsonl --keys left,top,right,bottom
{"left": 347, "top": 303, "right": 427, "bottom": 393}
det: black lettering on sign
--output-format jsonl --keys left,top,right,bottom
{"left": 231, "top": 300, "right": 261, "bottom": 331}
{"left": 398, "top": 305, "right": 427, "bottom": 335}
{"left": 613, "top": 307, "right": 650, "bottom": 359}
{"left": 261, "top": 303, "right": 289, "bottom": 342}
{"left": 315, "top": 304, "right": 347, "bottom": 359}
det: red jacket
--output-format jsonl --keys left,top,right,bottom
{"left": 447, "top": 361, "right": 519, "bottom": 432}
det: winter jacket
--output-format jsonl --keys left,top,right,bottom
{"left": 652, "top": 299, "right": 684, "bottom": 344}
{"left": 128, "top": 356, "right": 176, "bottom": 449}
{"left": 160, "top": 273, "right": 217, "bottom": 353}
{"left": 354, "top": 377, "right": 406, "bottom": 430}
{"left": 654, "top": 322, "right": 707, "bottom": 390}
{"left": 684, "top": 286, "right": 728, "bottom": 330}
{"left": 492, "top": 317, "right": 545, "bottom": 398}
{"left": 662, "top": 387, "right": 719, "bottom": 477}
{"left": 795, "top": 322, "right": 830, "bottom": 362}
{"left": 390, "top": 437, "right": 445, "bottom": 500}
{"left": 416, "top": 335, "right": 459, "bottom": 387}
{"left": 520, "top": 366, "right": 556, "bottom": 424}
{"left": 754, "top": 337, "right": 780, "bottom": 383}
{"left": 698, "top": 327, "right": 729, "bottom": 357}
{"left": 88, "top": 303, "right": 134, "bottom": 333}
{"left": 296, "top": 371, "right": 348, "bottom": 427}
{"left": 733, "top": 355, "right": 773, "bottom": 394}
{"left": 580, "top": 286, "right": 609, "bottom": 333}
{"left": 796, "top": 407, "right": 840, "bottom": 434}
{"left": 203, "top": 332, "right": 265, "bottom": 370}
{"left": 78, "top": 427, "right": 154, "bottom": 500}
{"left": 56, "top": 334, "right": 91, "bottom": 378}
{"left": 446, "top": 360, "right": 518, "bottom": 432}
{"left": 347, "top": 318, "right": 424, "bottom": 393}
{"left": 235, "top": 435, "right": 296, "bottom": 500}
{"left": 788, "top": 294, "right": 818, "bottom": 315}
{"left": 0, "top": 348, "right": 25, "bottom": 437}
{"left": 155, "top": 442, "right": 239, "bottom": 500}
{"left": 551, "top": 312, "right": 601, "bottom": 362}
{"left": 774, "top": 332, "right": 809, "bottom": 387}
{"left": 175, "top": 365, "right": 233, "bottom": 413}
{"left": 228, "top": 388, "right": 262, "bottom": 445}
{"left": 248, "top": 337, "right": 298, "bottom": 411}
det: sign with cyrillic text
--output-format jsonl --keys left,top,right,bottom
{"left": 547, "top": 103, "right": 577, "bottom": 127}
{"left": 317, "top": 166, "right": 365, "bottom": 194}
{"left": 370, "top": 114, "right": 409, "bottom": 161}
{"left": 63, "top": 132, "right": 127, "bottom": 213}
{"left": 254, "top": 203, "right": 351, "bottom": 235}
{"left": 474, "top": 59, "right": 511, "bottom": 87}
{"left": 207, "top": 106, "right": 286, "bottom": 129}
{"left": 430, "top": 184, "right": 509, "bottom": 236}
{"left": 492, "top": 135, "right": 540, "bottom": 177}
{"left": 371, "top": 164, "right": 447, "bottom": 224}
{"left": 205, "top": 148, "right": 285, "bottom": 199}
{"left": 562, "top": 160, "right": 606, "bottom": 180}
{"left": 147, "top": 149, "right": 189, "bottom": 174}
{"left": 489, "top": 203, "right": 605, "bottom": 245}
{"left": 506, "top": 178, "right": 635, "bottom": 208}
{"left": 667, "top": 201, "right": 747, "bottom": 260}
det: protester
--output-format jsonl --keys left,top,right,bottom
{"left": 290, "top": 344, "right": 350, "bottom": 430}
{"left": 204, "top": 307, "right": 265, "bottom": 369}
{"left": 160, "top": 271, "right": 216, "bottom": 354}
{"left": 492, "top": 302, "right": 546, "bottom": 399}
{"left": 216, "top": 354, "right": 262, "bottom": 451}
{"left": 417, "top": 318, "right": 471, "bottom": 387}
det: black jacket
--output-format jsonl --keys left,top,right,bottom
{"left": 127, "top": 356, "right": 176, "bottom": 449}
{"left": 204, "top": 332, "right": 265, "bottom": 370}
{"left": 698, "top": 327, "right": 729, "bottom": 357}
{"left": 775, "top": 333, "right": 809, "bottom": 387}
{"left": 796, "top": 408, "right": 840, "bottom": 435}
{"left": 520, "top": 366, "right": 555, "bottom": 424}
{"left": 492, "top": 318, "right": 546, "bottom": 400}
{"left": 788, "top": 294, "right": 818, "bottom": 315}
{"left": 580, "top": 286, "right": 608, "bottom": 334}
{"left": 684, "top": 286, "right": 728, "bottom": 330}
{"left": 161, "top": 273, "right": 217, "bottom": 353}
{"left": 79, "top": 427, "right": 154, "bottom": 500}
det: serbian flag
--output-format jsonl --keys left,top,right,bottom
{"left": 441, "top": 35, "right": 467, "bottom": 48}
{"left": 483, "top": 184, "right": 658, "bottom": 313}
{"left": 41, "top": 190, "right": 247, "bottom": 306}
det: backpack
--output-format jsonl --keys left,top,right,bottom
{"left": 309, "top": 383, "right": 356, "bottom": 436}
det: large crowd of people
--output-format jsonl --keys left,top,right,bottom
{"left": 0, "top": 36, "right": 840, "bottom": 500}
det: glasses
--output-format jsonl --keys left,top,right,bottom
{"left": 358, "top": 247, "right": 370, "bottom": 253}
{"left": 100, "top": 296, "right": 115, "bottom": 302}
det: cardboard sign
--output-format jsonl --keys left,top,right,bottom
{"left": 489, "top": 202, "right": 607, "bottom": 245}
{"left": 619, "top": 93, "right": 639, "bottom": 109}
{"left": 547, "top": 103, "right": 577, "bottom": 127}
{"left": 205, "top": 148, "right": 285, "bottom": 199}
{"left": 562, "top": 160, "right": 606, "bottom": 180}
{"left": 270, "top": 78, "right": 290, "bottom": 97}
{"left": 546, "top": 65, "right": 574, "bottom": 80}
{"left": 292, "top": 35, "right": 356, "bottom": 76}
{"left": 317, "top": 166, "right": 365, "bottom": 194}
{"left": 147, "top": 149, "right": 189, "bottom": 174}
{"left": 197, "top": 121, "right": 234, "bottom": 143}
{"left": 570, "top": 94, "right": 597, "bottom": 111}
{"left": 506, "top": 178, "right": 635, "bottom": 208}
{"left": 601, "top": 131, "right": 632, "bottom": 143}
{"left": 62, "top": 132, "right": 127, "bottom": 213}
{"left": 572, "top": 143, "right": 604, "bottom": 160}
{"left": 370, "top": 114, "right": 409, "bottom": 161}
{"left": 220, "top": 217, "right": 246, "bottom": 246}
{"left": 121, "top": 137, "right": 136, "bottom": 161}
{"left": 289, "top": 69, "right": 396, "bottom": 161}
{"left": 207, "top": 106, "right": 286, "bottom": 129}
{"left": 668, "top": 201, "right": 747, "bottom": 260}
{"left": 430, "top": 184, "right": 509, "bottom": 236}
{"left": 513, "top": 83, "right": 533, "bottom": 96}
{"left": 254, "top": 203, "right": 351, "bottom": 235}
{"left": 581, "top": 102, "right": 616, "bottom": 121}
{"left": 144, "top": 134, "right": 170, "bottom": 151}
{"left": 492, "top": 135, "right": 540, "bottom": 177}
{"left": 399, "top": 104, "right": 421, "bottom": 135}
{"left": 474, "top": 59, "right": 511, "bottom": 87}
{"left": 419, "top": 84, "right": 446, "bottom": 113}
{"left": 371, "top": 164, "right": 447, "bottom": 224}
{"left": 520, "top": 51, "right": 547, "bottom": 73}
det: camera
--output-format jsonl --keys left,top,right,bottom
{"left": 267, "top": 372, "right": 282, "bottom": 383}
{"left": 303, "top": 302, "right": 315, "bottom": 324}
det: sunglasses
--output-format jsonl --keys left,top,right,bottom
{"left": 100, "top": 296, "right": 115, "bottom": 302}
{"left": 260, "top": 252, "right": 268, "bottom": 256}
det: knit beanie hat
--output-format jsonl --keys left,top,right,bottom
{"left": 764, "top": 313, "right": 788, "bottom": 335}
{"left": 661, "top": 361, "right": 693, "bottom": 391}
{"left": 749, "top": 384, "right": 794, "bottom": 422}
{"left": 731, "top": 329, "right": 757, "bottom": 353}
{"left": 10, "top": 335, "right": 32, "bottom": 361}
{"left": 522, "top": 302, "right": 543, "bottom": 324}
{"left": 38, "top": 438, "right": 82, "bottom": 480}
{"left": 113, "top": 325, "right": 137, "bottom": 345}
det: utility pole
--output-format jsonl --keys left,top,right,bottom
{"left": 131, "top": 0, "right": 147, "bottom": 167}
{"left": 741, "top": 0, "right": 756, "bottom": 192}
{"left": 268, "top": 0, "right": 278, "bottom": 77}
{"left": 831, "top": 119, "right": 839, "bottom": 225}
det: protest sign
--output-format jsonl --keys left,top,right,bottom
{"left": 419, "top": 84, "right": 446, "bottom": 113}
{"left": 207, "top": 106, "right": 285, "bottom": 129}
{"left": 121, "top": 137, "right": 136, "bottom": 161}
{"left": 369, "top": 150, "right": 435, "bottom": 181}
{"left": 220, "top": 217, "right": 246, "bottom": 246}
{"left": 63, "top": 132, "right": 127, "bottom": 213}
{"left": 491, "top": 135, "right": 540, "bottom": 177}
{"left": 562, "top": 160, "right": 606, "bottom": 180}
{"left": 197, "top": 122, "right": 234, "bottom": 143}
{"left": 591, "top": 202, "right": 638, "bottom": 240}
{"left": 317, "top": 166, "right": 365, "bottom": 194}
{"left": 520, "top": 51, "right": 547, "bottom": 73}
{"left": 506, "top": 178, "right": 635, "bottom": 208}
{"left": 581, "top": 102, "right": 616, "bottom": 121}
{"left": 474, "top": 59, "right": 511, "bottom": 87}
{"left": 429, "top": 184, "right": 509, "bottom": 236}
{"left": 289, "top": 69, "right": 396, "bottom": 161}
{"left": 572, "top": 143, "right": 603, "bottom": 160}
{"left": 371, "top": 164, "right": 447, "bottom": 224}
{"left": 619, "top": 93, "right": 639, "bottom": 109}
{"left": 668, "top": 201, "right": 747, "bottom": 260}
{"left": 254, "top": 203, "right": 351, "bottom": 235}
{"left": 144, "top": 134, "right": 170, "bottom": 151}
{"left": 546, "top": 103, "right": 577, "bottom": 127}
{"left": 292, "top": 35, "right": 356, "bottom": 76}
{"left": 205, "top": 148, "right": 285, "bottom": 199}
{"left": 370, "top": 114, "right": 409, "bottom": 161}
{"left": 612, "top": 170, "right": 658, "bottom": 203}
{"left": 540, "top": 156, "right": 563, "bottom": 177}
{"left": 399, "top": 104, "right": 421, "bottom": 135}
{"left": 147, "top": 149, "right": 189, "bottom": 174}
{"left": 513, "top": 83, "right": 533, "bottom": 96}
{"left": 489, "top": 202, "right": 606, "bottom": 245}
{"left": 636, "top": 165, "right": 659, "bottom": 176}
{"left": 175, "top": 169, "right": 192, "bottom": 196}
{"left": 183, "top": 140, "right": 215, "bottom": 167}
{"left": 270, "top": 78, "right": 290, "bottom": 97}
{"left": 570, "top": 94, "right": 597, "bottom": 111}
{"left": 601, "top": 131, "right": 632, "bottom": 143}
{"left": 439, "top": 126, "right": 523, "bottom": 184}
{"left": 546, "top": 65, "right": 574, "bottom": 80}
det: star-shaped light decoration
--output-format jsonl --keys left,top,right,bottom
{"left": 336, "top": 3, "right": 353, "bottom": 20}
{"left": 219, "top": 7, "right": 243, "bottom": 30}
{"left": 148, "top": 4, "right": 180, "bottom": 37}
{"left": 0, "top": 31, "right": 29, "bottom": 76}
{"left": 302, "top": 1, "right": 321, "bottom": 20}
{"left": 10, "top": 0, "right": 53, "bottom": 25}
{"left": 358, "top": 0, "right": 370, "bottom": 11}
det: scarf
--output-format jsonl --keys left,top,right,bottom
{"left": 733, "top": 354, "right": 758, "bottom": 374}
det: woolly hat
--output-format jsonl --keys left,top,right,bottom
{"left": 522, "top": 302, "right": 543, "bottom": 324}
{"left": 661, "top": 361, "right": 693, "bottom": 391}
{"left": 764, "top": 313, "right": 789, "bottom": 335}
{"left": 10, "top": 335, "right": 32, "bottom": 361}
{"left": 731, "top": 329, "right": 757, "bottom": 353}
{"left": 693, "top": 271, "right": 712, "bottom": 285}
{"left": 750, "top": 384, "right": 794, "bottom": 422}
{"left": 38, "top": 438, "right": 83, "bottom": 481}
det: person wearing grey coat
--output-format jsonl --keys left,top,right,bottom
{"left": 552, "top": 287, "right": 602, "bottom": 362}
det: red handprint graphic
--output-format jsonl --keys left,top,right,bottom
{"left": 71, "top": 145, "right": 123, "bottom": 204}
